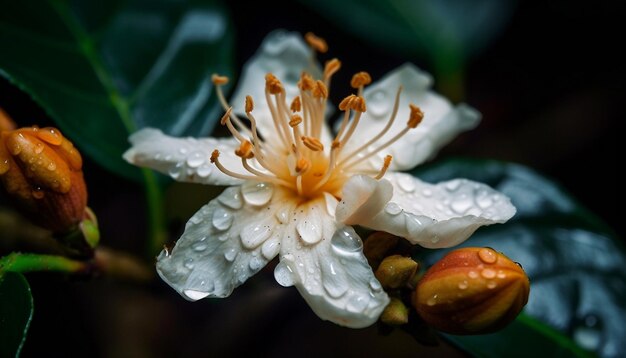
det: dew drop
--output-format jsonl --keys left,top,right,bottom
{"left": 384, "top": 202, "right": 402, "bottom": 215}
{"left": 468, "top": 271, "right": 478, "bottom": 279}
{"left": 249, "top": 257, "right": 263, "bottom": 271}
{"left": 497, "top": 270, "right": 507, "bottom": 279}
{"left": 241, "top": 182, "right": 274, "bottom": 206}
{"left": 421, "top": 188, "right": 433, "bottom": 197}
{"left": 321, "top": 261, "right": 348, "bottom": 298}
{"left": 430, "top": 235, "right": 440, "bottom": 244}
{"left": 178, "top": 147, "right": 188, "bottom": 155}
{"left": 183, "top": 258, "right": 194, "bottom": 270}
{"left": 34, "top": 142, "right": 44, "bottom": 154}
{"left": 197, "top": 165, "right": 212, "bottom": 178}
{"left": 366, "top": 89, "right": 390, "bottom": 118}
{"left": 212, "top": 207, "right": 233, "bottom": 231}
{"left": 189, "top": 214, "right": 203, "bottom": 225}
{"left": 370, "top": 279, "right": 382, "bottom": 292}
{"left": 46, "top": 161, "right": 57, "bottom": 171}
{"left": 481, "top": 268, "right": 496, "bottom": 279}
{"left": 192, "top": 242, "right": 208, "bottom": 252}
{"left": 398, "top": 175, "right": 416, "bottom": 192}
{"left": 0, "top": 159, "right": 10, "bottom": 174}
{"left": 445, "top": 180, "right": 461, "bottom": 192}
{"left": 274, "top": 260, "right": 296, "bottom": 287}
{"left": 346, "top": 295, "right": 369, "bottom": 313}
{"left": 297, "top": 217, "right": 322, "bottom": 244}
{"left": 240, "top": 223, "right": 272, "bottom": 249}
{"left": 458, "top": 280, "right": 468, "bottom": 290}
{"left": 573, "top": 314, "right": 602, "bottom": 351}
{"left": 168, "top": 162, "right": 184, "bottom": 179}
{"left": 218, "top": 187, "right": 243, "bottom": 209}
{"left": 478, "top": 248, "right": 497, "bottom": 264}
{"left": 186, "top": 151, "right": 205, "bottom": 168}
{"left": 261, "top": 238, "right": 280, "bottom": 260}
{"left": 451, "top": 195, "right": 473, "bottom": 214}
{"left": 8, "top": 142, "right": 21, "bottom": 155}
{"left": 426, "top": 294, "right": 438, "bottom": 306}
{"left": 37, "top": 128, "right": 63, "bottom": 145}
{"left": 275, "top": 207, "right": 290, "bottom": 224}
{"left": 183, "top": 289, "right": 210, "bottom": 300}
{"left": 487, "top": 281, "right": 497, "bottom": 289}
{"left": 476, "top": 191, "right": 493, "bottom": 209}
{"left": 224, "top": 248, "right": 237, "bottom": 262}
{"left": 330, "top": 227, "right": 363, "bottom": 253}
{"left": 31, "top": 187, "right": 45, "bottom": 199}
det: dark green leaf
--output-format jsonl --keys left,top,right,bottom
{"left": 297, "top": 0, "right": 516, "bottom": 62}
{"left": 0, "top": 0, "right": 234, "bottom": 180}
{"left": 0, "top": 272, "right": 34, "bottom": 358}
{"left": 414, "top": 158, "right": 624, "bottom": 358}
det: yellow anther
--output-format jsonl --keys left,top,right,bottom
{"left": 312, "top": 80, "right": 328, "bottom": 99}
{"left": 245, "top": 95, "right": 254, "bottom": 113}
{"left": 210, "top": 149, "right": 220, "bottom": 163}
{"left": 301, "top": 136, "right": 324, "bottom": 151}
{"left": 305, "top": 32, "right": 328, "bottom": 53}
{"left": 324, "top": 58, "right": 342, "bottom": 78}
{"left": 331, "top": 139, "right": 341, "bottom": 149}
{"left": 289, "top": 115, "right": 303, "bottom": 128}
{"left": 374, "top": 155, "right": 393, "bottom": 180}
{"left": 351, "top": 72, "right": 372, "bottom": 88}
{"left": 339, "top": 95, "right": 367, "bottom": 112}
{"left": 298, "top": 72, "right": 315, "bottom": 91}
{"left": 265, "top": 73, "right": 284, "bottom": 94}
{"left": 211, "top": 74, "right": 229, "bottom": 86}
{"left": 290, "top": 96, "right": 302, "bottom": 113}
{"left": 220, "top": 107, "right": 233, "bottom": 125}
{"left": 235, "top": 140, "right": 255, "bottom": 159}
{"left": 408, "top": 104, "right": 424, "bottom": 128}
{"left": 295, "top": 157, "right": 311, "bottom": 174}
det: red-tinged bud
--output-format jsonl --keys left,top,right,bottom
{"left": 414, "top": 247, "right": 530, "bottom": 335}
{"left": 0, "top": 126, "right": 87, "bottom": 234}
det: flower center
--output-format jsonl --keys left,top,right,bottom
{"left": 209, "top": 35, "right": 424, "bottom": 200}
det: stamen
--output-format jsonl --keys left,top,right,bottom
{"left": 338, "top": 94, "right": 366, "bottom": 112}
{"left": 235, "top": 140, "right": 254, "bottom": 159}
{"left": 265, "top": 73, "right": 284, "bottom": 94}
{"left": 343, "top": 104, "right": 424, "bottom": 170}
{"left": 245, "top": 95, "right": 254, "bottom": 113}
{"left": 211, "top": 74, "right": 229, "bottom": 85}
{"left": 338, "top": 86, "right": 402, "bottom": 165}
{"left": 301, "top": 136, "right": 324, "bottom": 151}
{"left": 350, "top": 72, "right": 372, "bottom": 88}
{"left": 290, "top": 96, "right": 301, "bottom": 113}
{"left": 212, "top": 149, "right": 292, "bottom": 186}
{"left": 324, "top": 58, "right": 342, "bottom": 86}
{"left": 305, "top": 32, "right": 328, "bottom": 53}
{"left": 298, "top": 72, "right": 315, "bottom": 91}
{"left": 219, "top": 108, "right": 247, "bottom": 143}
{"left": 374, "top": 155, "right": 392, "bottom": 180}
{"left": 289, "top": 114, "right": 303, "bottom": 127}
{"left": 311, "top": 140, "right": 341, "bottom": 192}
{"left": 312, "top": 80, "right": 328, "bottom": 99}
{"left": 245, "top": 111, "right": 281, "bottom": 174}
{"left": 295, "top": 157, "right": 311, "bottom": 174}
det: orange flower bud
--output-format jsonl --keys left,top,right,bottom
{"left": 0, "top": 126, "right": 87, "bottom": 233}
{"left": 414, "top": 247, "right": 530, "bottom": 335}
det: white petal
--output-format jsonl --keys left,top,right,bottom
{"left": 229, "top": 30, "right": 325, "bottom": 142}
{"left": 274, "top": 197, "right": 389, "bottom": 328}
{"left": 123, "top": 128, "right": 243, "bottom": 186}
{"left": 339, "top": 63, "right": 481, "bottom": 172}
{"left": 156, "top": 184, "right": 295, "bottom": 300}
{"left": 338, "top": 173, "right": 516, "bottom": 248}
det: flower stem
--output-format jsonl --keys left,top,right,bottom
{"left": 142, "top": 168, "right": 167, "bottom": 259}
{"left": 0, "top": 253, "right": 88, "bottom": 276}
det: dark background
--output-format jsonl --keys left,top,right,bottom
{"left": 1, "top": 1, "right": 623, "bottom": 357}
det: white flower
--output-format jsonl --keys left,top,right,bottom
{"left": 123, "top": 31, "right": 516, "bottom": 328}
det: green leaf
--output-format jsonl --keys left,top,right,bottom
{"left": 413, "top": 158, "right": 624, "bottom": 358}
{"left": 0, "top": 272, "right": 34, "bottom": 358}
{"left": 297, "top": 0, "right": 516, "bottom": 62}
{"left": 0, "top": 0, "right": 234, "bottom": 180}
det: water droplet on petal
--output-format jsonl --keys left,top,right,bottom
{"left": 261, "top": 238, "right": 280, "bottom": 260}
{"left": 497, "top": 270, "right": 507, "bottom": 279}
{"left": 212, "top": 207, "right": 233, "bottom": 231}
{"left": 0, "top": 159, "right": 10, "bottom": 174}
{"left": 366, "top": 89, "right": 390, "bottom": 118}
{"left": 487, "top": 281, "right": 497, "bottom": 289}
{"left": 481, "top": 268, "right": 496, "bottom": 279}
{"left": 468, "top": 271, "right": 478, "bottom": 279}
{"left": 240, "top": 223, "right": 272, "bottom": 249}
{"left": 370, "top": 279, "right": 382, "bottom": 292}
{"left": 192, "top": 241, "right": 207, "bottom": 252}
{"left": 330, "top": 227, "right": 363, "bottom": 253}
{"left": 422, "top": 188, "right": 433, "bottom": 197}
{"left": 384, "top": 202, "right": 402, "bottom": 215}
{"left": 184, "top": 258, "right": 194, "bottom": 270}
{"left": 398, "top": 175, "right": 416, "bottom": 192}
{"left": 37, "top": 128, "right": 63, "bottom": 145}
{"left": 46, "top": 161, "right": 57, "bottom": 171}
{"left": 224, "top": 248, "right": 237, "bottom": 262}
{"left": 297, "top": 217, "right": 322, "bottom": 245}
{"left": 241, "top": 182, "right": 273, "bottom": 206}
{"left": 31, "top": 187, "right": 45, "bottom": 199}
{"left": 346, "top": 294, "right": 369, "bottom": 313}
{"left": 445, "top": 180, "right": 461, "bottom": 192}
{"left": 184, "top": 289, "right": 210, "bottom": 300}
{"left": 34, "top": 142, "right": 44, "bottom": 154}
{"left": 478, "top": 248, "right": 497, "bottom": 264}
{"left": 274, "top": 260, "right": 296, "bottom": 287}
{"left": 168, "top": 162, "right": 183, "bottom": 179}
{"left": 405, "top": 214, "right": 423, "bottom": 233}
{"left": 573, "top": 314, "right": 602, "bottom": 351}
{"left": 197, "top": 165, "right": 211, "bottom": 177}
{"left": 320, "top": 259, "right": 347, "bottom": 298}
{"left": 8, "top": 142, "right": 21, "bottom": 155}
{"left": 275, "top": 207, "right": 290, "bottom": 224}
{"left": 249, "top": 257, "right": 264, "bottom": 271}
{"left": 458, "top": 281, "right": 468, "bottom": 290}
{"left": 451, "top": 195, "right": 473, "bottom": 214}
{"left": 426, "top": 294, "right": 438, "bottom": 306}
{"left": 218, "top": 187, "right": 243, "bottom": 209}
{"left": 186, "top": 151, "right": 205, "bottom": 168}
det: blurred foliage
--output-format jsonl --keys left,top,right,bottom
{"left": 0, "top": 0, "right": 234, "bottom": 180}
{"left": 0, "top": 272, "right": 33, "bottom": 358}
{"left": 414, "top": 159, "right": 624, "bottom": 358}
